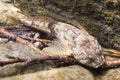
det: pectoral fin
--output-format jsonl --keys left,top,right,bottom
{"left": 42, "top": 39, "right": 71, "bottom": 57}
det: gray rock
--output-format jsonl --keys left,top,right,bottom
{"left": 0, "top": 42, "right": 45, "bottom": 61}
{"left": 0, "top": 62, "right": 55, "bottom": 77}
{"left": 0, "top": 1, "right": 26, "bottom": 25}
{"left": 0, "top": 65, "right": 95, "bottom": 80}
{"left": 0, "top": 0, "right": 11, "bottom": 3}
{"left": 96, "top": 68, "right": 120, "bottom": 80}
{"left": 0, "top": 63, "right": 26, "bottom": 77}
{"left": 0, "top": 41, "right": 56, "bottom": 77}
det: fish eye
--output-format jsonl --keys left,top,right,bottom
{"left": 87, "top": 56, "right": 95, "bottom": 63}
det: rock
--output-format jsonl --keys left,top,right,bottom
{"left": 0, "top": 1, "right": 26, "bottom": 25}
{"left": 0, "top": 41, "right": 56, "bottom": 77}
{"left": 0, "top": 63, "right": 26, "bottom": 77}
{"left": 12, "top": 0, "right": 120, "bottom": 51}
{"left": 0, "top": 0, "right": 11, "bottom": 3}
{"left": 0, "top": 65, "right": 95, "bottom": 80}
{"left": 0, "top": 62, "right": 56, "bottom": 77}
{"left": 0, "top": 42, "right": 45, "bottom": 61}
{"left": 96, "top": 68, "right": 120, "bottom": 80}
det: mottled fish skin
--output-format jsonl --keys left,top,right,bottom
{"left": 19, "top": 16, "right": 105, "bottom": 68}
{"left": 45, "top": 22, "right": 105, "bottom": 68}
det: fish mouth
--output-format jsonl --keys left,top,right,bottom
{"left": 92, "top": 55, "right": 105, "bottom": 68}
{"left": 79, "top": 55, "right": 105, "bottom": 68}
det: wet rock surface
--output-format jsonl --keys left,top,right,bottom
{"left": 0, "top": 41, "right": 44, "bottom": 61}
{"left": 0, "top": 62, "right": 56, "bottom": 78}
{"left": 0, "top": 65, "right": 95, "bottom": 80}
{"left": 0, "top": 0, "right": 11, "bottom": 3}
{"left": 0, "top": 40, "right": 56, "bottom": 77}
{"left": 96, "top": 68, "right": 120, "bottom": 80}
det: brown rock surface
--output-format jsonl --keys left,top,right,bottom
{"left": 96, "top": 68, "right": 120, "bottom": 80}
{"left": 0, "top": 40, "right": 56, "bottom": 77}
{"left": 0, "top": 65, "right": 95, "bottom": 80}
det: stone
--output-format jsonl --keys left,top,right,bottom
{"left": 96, "top": 68, "right": 120, "bottom": 80}
{"left": 0, "top": 0, "right": 11, "bottom": 3}
{"left": 0, "top": 42, "right": 45, "bottom": 61}
{"left": 0, "top": 1, "right": 26, "bottom": 25}
{"left": 0, "top": 41, "right": 56, "bottom": 77}
{"left": 0, "top": 65, "right": 95, "bottom": 80}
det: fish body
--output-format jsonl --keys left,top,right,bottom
{"left": 19, "top": 17, "right": 105, "bottom": 68}
{"left": 0, "top": 1, "right": 105, "bottom": 68}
